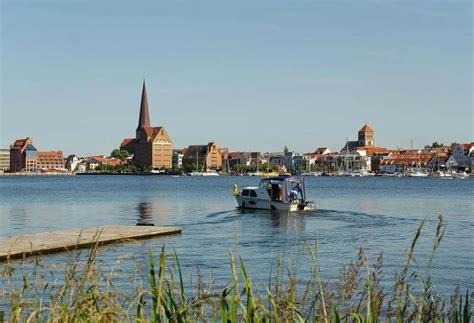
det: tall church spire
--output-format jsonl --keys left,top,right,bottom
{"left": 137, "top": 80, "right": 150, "bottom": 131}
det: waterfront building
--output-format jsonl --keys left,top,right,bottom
{"left": 304, "top": 148, "right": 331, "bottom": 169}
{"left": 379, "top": 150, "right": 433, "bottom": 173}
{"left": 65, "top": 155, "right": 79, "bottom": 172}
{"left": 10, "top": 137, "right": 37, "bottom": 172}
{"left": 182, "top": 142, "right": 222, "bottom": 170}
{"left": 0, "top": 149, "right": 10, "bottom": 172}
{"left": 283, "top": 150, "right": 296, "bottom": 171}
{"left": 228, "top": 152, "right": 251, "bottom": 168}
{"left": 76, "top": 161, "right": 87, "bottom": 173}
{"left": 427, "top": 150, "right": 449, "bottom": 171}
{"left": 227, "top": 152, "right": 265, "bottom": 168}
{"left": 322, "top": 151, "right": 371, "bottom": 174}
{"left": 120, "top": 81, "right": 173, "bottom": 169}
{"left": 292, "top": 153, "right": 311, "bottom": 172}
{"left": 356, "top": 146, "right": 389, "bottom": 172}
{"left": 36, "top": 151, "right": 65, "bottom": 171}
{"left": 268, "top": 152, "right": 285, "bottom": 167}
{"left": 85, "top": 156, "right": 122, "bottom": 170}
{"left": 446, "top": 143, "right": 473, "bottom": 170}
{"left": 315, "top": 147, "right": 331, "bottom": 155}
{"left": 172, "top": 149, "right": 184, "bottom": 168}
{"left": 10, "top": 137, "right": 65, "bottom": 172}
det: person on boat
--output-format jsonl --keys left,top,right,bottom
{"left": 290, "top": 188, "right": 298, "bottom": 201}
{"left": 290, "top": 184, "right": 304, "bottom": 202}
{"left": 271, "top": 183, "right": 280, "bottom": 201}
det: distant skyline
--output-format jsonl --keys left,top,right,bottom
{"left": 1, "top": 1, "right": 472, "bottom": 156}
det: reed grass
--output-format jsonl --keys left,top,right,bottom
{"left": 0, "top": 215, "right": 471, "bottom": 322}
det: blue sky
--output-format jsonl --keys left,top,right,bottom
{"left": 1, "top": 1, "right": 472, "bottom": 156}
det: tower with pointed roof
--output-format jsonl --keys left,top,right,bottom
{"left": 358, "top": 124, "right": 375, "bottom": 147}
{"left": 120, "top": 81, "right": 173, "bottom": 169}
{"left": 136, "top": 80, "right": 151, "bottom": 137}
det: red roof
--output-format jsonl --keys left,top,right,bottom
{"left": 121, "top": 138, "right": 136, "bottom": 147}
{"left": 314, "top": 147, "right": 329, "bottom": 154}
{"left": 11, "top": 138, "right": 28, "bottom": 150}
{"left": 356, "top": 146, "right": 389, "bottom": 157}
{"left": 359, "top": 124, "right": 374, "bottom": 133}
{"left": 449, "top": 142, "right": 474, "bottom": 151}
{"left": 380, "top": 150, "right": 433, "bottom": 166}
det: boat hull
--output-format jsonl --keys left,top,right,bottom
{"left": 235, "top": 196, "right": 315, "bottom": 212}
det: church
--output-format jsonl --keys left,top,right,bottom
{"left": 120, "top": 81, "right": 173, "bottom": 169}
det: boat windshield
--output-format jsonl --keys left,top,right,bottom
{"left": 260, "top": 179, "right": 283, "bottom": 201}
{"left": 259, "top": 176, "right": 306, "bottom": 203}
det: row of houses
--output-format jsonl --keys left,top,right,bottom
{"left": 378, "top": 144, "right": 474, "bottom": 173}
{"left": 65, "top": 155, "right": 124, "bottom": 172}
{"left": 5, "top": 137, "right": 65, "bottom": 173}
{"left": 5, "top": 82, "right": 471, "bottom": 175}
{"left": 0, "top": 137, "right": 129, "bottom": 173}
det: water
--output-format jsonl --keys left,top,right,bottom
{"left": 0, "top": 175, "right": 473, "bottom": 295}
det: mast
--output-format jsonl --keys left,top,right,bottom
{"left": 196, "top": 150, "right": 199, "bottom": 171}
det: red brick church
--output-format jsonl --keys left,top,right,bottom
{"left": 120, "top": 81, "right": 173, "bottom": 169}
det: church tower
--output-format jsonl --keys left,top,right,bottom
{"left": 358, "top": 124, "right": 375, "bottom": 147}
{"left": 121, "top": 80, "right": 173, "bottom": 169}
{"left": 136, "top": 80, "right": 151, "bottom": 138}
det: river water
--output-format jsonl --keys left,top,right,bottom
{"left": 0, "top": 175, "right": 473, "bottom": 295}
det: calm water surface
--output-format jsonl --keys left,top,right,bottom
{"left": 0, "top": 175, "right": 473, "bottom": 295}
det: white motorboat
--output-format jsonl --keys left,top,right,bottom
{"left": 190, "top": 170, "right": 220, "bottom": 176}
{"left": 234, "top": 175, "right": 316, "bottom": 212}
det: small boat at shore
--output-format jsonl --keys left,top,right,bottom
{"left": 429, "top": 171, "right": 453, "bottom": 179}
{"left": 452, "top": 172, "right": 468, "bottom": 179}
{"left": 233, "top": 175, "right": 315, "bottom": 211}
{"left": 407, "top": 169, "right": 429, "bottom": 177}
{"left": 300, "top": 171, "right": 320, "bottom": 176}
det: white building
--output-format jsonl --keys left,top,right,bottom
{"left": 65, "top": 154, "right": 79, "bottom": 172}
{"left": 172, "top": 150, "right": 183, "bottom": 168}
{"left": 446, "top": 143, "right": 471, "bottom": 169}
{"left": 76, "top": 161, "right": 87, "bottom": 173}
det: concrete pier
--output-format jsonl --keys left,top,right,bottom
{"left": 0, "top": 225, "right": 182, "bottom": 261}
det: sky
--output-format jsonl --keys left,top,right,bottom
{"left": 1, "top": 0, "right": 472, "bottom": 156}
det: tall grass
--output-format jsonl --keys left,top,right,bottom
{"left": 0, "top": 215, "right": 472, "bottom": 322}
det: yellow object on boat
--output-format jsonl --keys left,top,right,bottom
{"left": 233, "top": 184, "right": 240, "bottom": 196}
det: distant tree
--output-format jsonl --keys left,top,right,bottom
{"left": 95, "top": 163, "right": 106, "bottom": 171}
{"left": 111, "top": 149, "right": 130, "bottom": 160}
{"left": 231, "top": 164, "right": 243, "bottom": 174}
{"left": 190, "top": 163, "right": 198, "bottom": 171}
{"left": 425, "top": 142, "right": 446, "bottom": 150}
